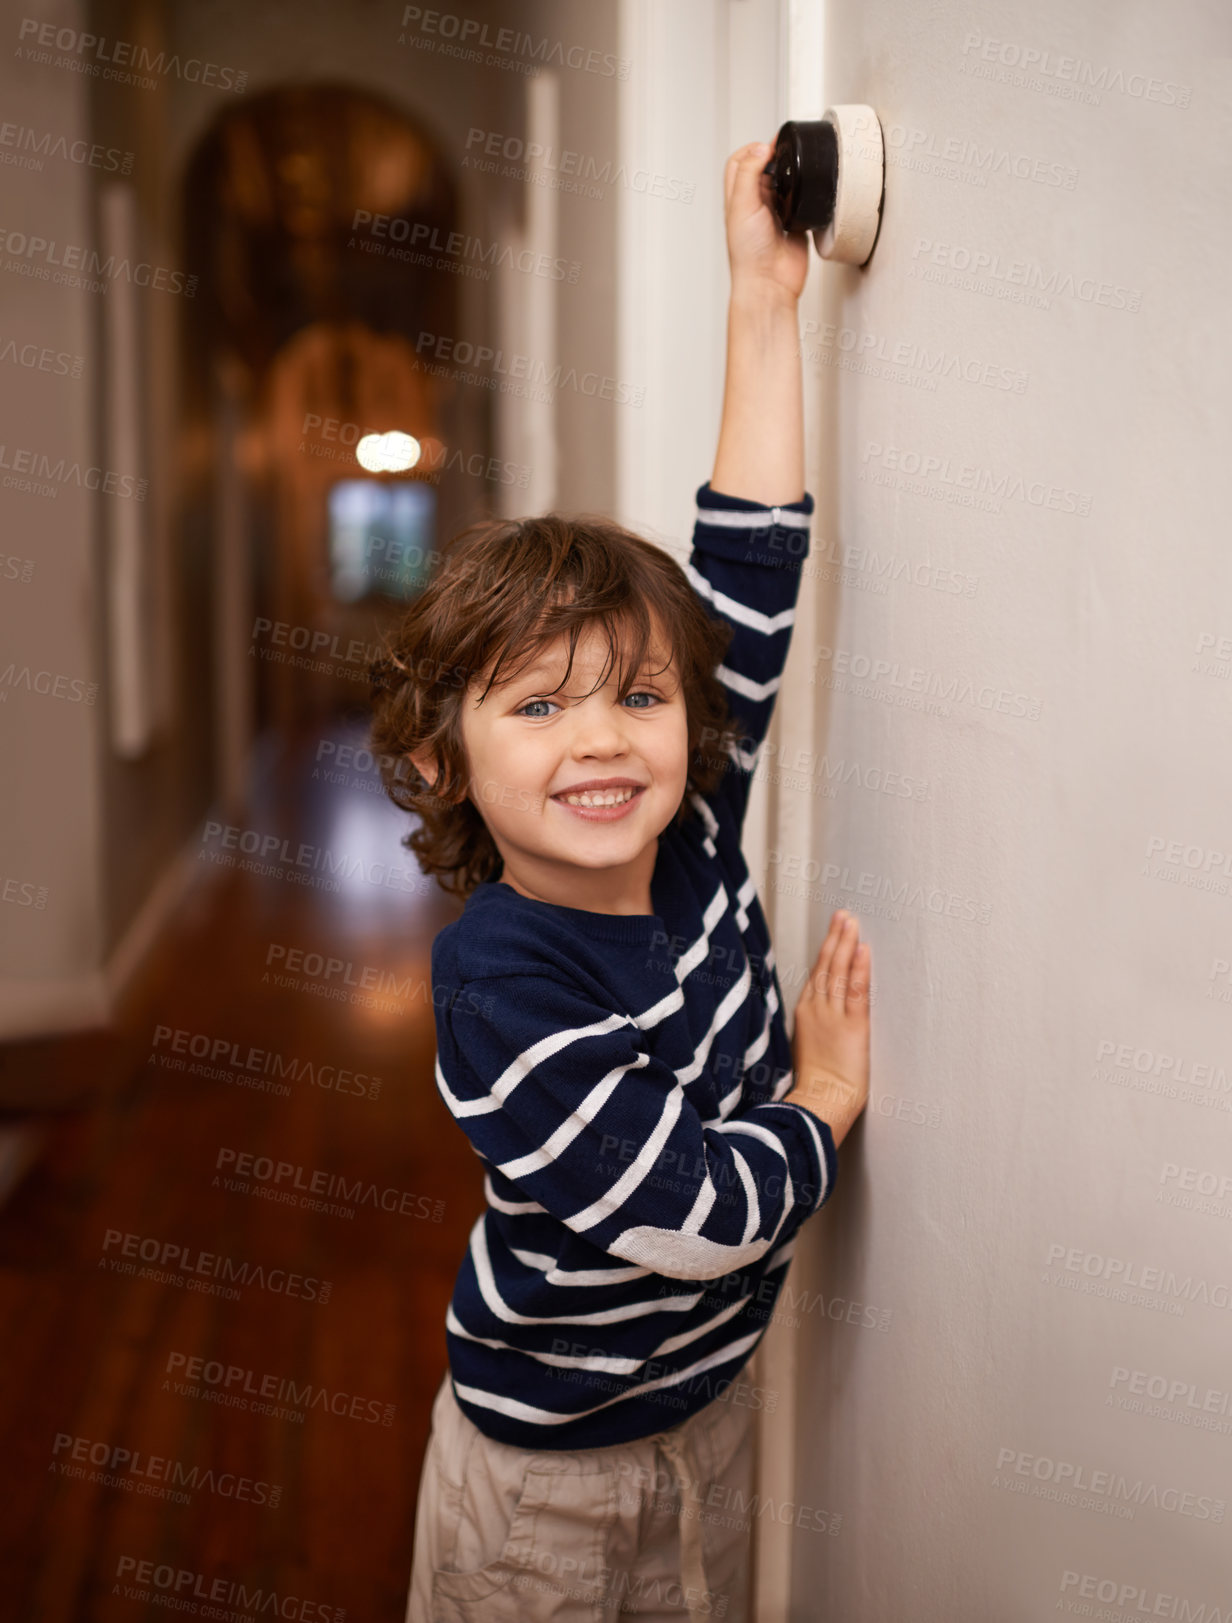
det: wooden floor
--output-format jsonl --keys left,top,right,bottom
{"left": 0, "top": 718, "right": 483, "bottom": 1622}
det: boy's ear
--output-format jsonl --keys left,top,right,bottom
{"left": 408, "top": 748, "right": 437, "bottom": 788}
{"left": 408, "top": 748, "right": 469, "bottom": 806}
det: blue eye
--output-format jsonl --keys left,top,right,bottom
{"left": 516, "top": 691, "right": 661, "bottom": 718}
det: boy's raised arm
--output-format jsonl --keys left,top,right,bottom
{"left": 710, "top": 140, "right": 808, "bottom": 506}
{"left": 683, "top": 140, "right": 814, "bottom": 833}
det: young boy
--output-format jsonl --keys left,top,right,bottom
{"left": 371, "top": 140, "right": 872, "bottom": 1623}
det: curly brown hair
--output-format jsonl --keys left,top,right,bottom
{"left": 367, "top": 509, "right": 750, "bottom": 902}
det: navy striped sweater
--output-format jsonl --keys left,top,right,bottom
{"left": 429, "top": 480, "right": 837, "bottom": 1450}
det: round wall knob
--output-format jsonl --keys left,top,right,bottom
{"left": 762, "top": 105, "right": 885, "bottom": 267}
{"left": 763, "top": 119, "right": 839, "bottom": 234}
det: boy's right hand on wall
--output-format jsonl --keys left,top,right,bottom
{"left": 784, "top": 910, "right": 871, "bottom": 1148}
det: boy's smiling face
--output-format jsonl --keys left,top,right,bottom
{"left": 444, "top": 615, "right": 690, "bottom": 915}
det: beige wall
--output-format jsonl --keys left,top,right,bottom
{"left": 781, "top": 0, "right": 1232, "bottom": 1613}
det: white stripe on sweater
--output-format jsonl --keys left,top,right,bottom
{"left": 684, "top": 558, "right": 799, "bottom": 633}
{"left": 507, "top": 1246, "right": 651, "bottom": 1286}
{"left": 452, "top": 1326, "right": 766, "bottom": 1426}
{"left": 496, "top": 1054, "right": 648, "bottom": 1180}
{"left": 468, "top": 1216, "right": 693, "bottom": 1327}
{"left": 694, "top": 503, "right": 809, "bottom": 530}
{"left": 717, "top": 662, "right": 782, "bottom": 704}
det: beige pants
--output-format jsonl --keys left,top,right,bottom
{"left": 406, "top": 1370, "right": 757, "bottom": 1622}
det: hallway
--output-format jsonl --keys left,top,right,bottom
{"left": 0, "top": 715, "right": 478, "bottom": 1622}
{"left": 2, "top": 0, "right": 1226, "bottom": 1611}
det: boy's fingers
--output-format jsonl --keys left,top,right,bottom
{"left": 725, "top": 141, "right": 774, "bottom": 213}
{"left": 810, "top": 910, "right": 845, "bottom": 993}
{"left": 847, "top": 943, "right": 870, "bottom": 1009}
{"left": 828, "top": 918, "right": 859, "bottom": 1008}
{"left": 724, "top": 148, "right": 756, "bottom": 211}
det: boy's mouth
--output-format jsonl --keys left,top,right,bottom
{"left": 551, "top": 784, "right": 646, "bottom": 819}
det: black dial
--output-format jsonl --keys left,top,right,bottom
{"left": 762, "top": 120, "right": 840, "bottom": 234}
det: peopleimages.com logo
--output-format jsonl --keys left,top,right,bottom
{"left": 100, "top": 1228, "right": 332, "bottom": 1305}
{"left": 113, "top": 1557, "right": 344, "bottom": 1621}
{"left": 15, "top": 19, "right": 247, "bottom": 91}
{"left": 0, "top": 227, "right": 197, "bottom": 295}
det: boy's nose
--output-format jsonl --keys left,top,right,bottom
{"left": 566, "top": 712, "right": 632, "bottom": 756}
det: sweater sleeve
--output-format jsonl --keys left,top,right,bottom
{"left": 686, "top": 481, "right": 815, "bottom": 834}
{"left": 438, "top": 970, "right": 838, "bottom": 1281}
